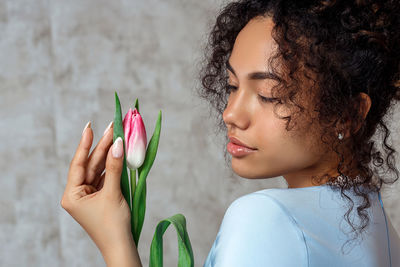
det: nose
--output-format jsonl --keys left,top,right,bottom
{"left": 222, "top": 88, "right": 251, "bottom": 130}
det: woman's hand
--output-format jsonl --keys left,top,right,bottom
{"left": 61, "top": 121, "right": 142, "bottom": 267}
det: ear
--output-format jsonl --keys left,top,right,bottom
{"left": 336, "top": 92, "right": 372, "bottom": 140}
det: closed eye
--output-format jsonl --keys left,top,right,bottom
{"left": 225, "top": 84, "right": 279, "bottom": 103}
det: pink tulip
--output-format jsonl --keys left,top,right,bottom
{"left": 123, "top": 108, "right": 147, "bottom": 170}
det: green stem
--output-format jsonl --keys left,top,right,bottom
{"left": 130, "top": 168, "right": 137, "bottom": 241}
{"left": 130, "top": 168, "right": 136, "bottom": 209}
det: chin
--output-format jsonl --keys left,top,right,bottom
{"left": 231, "top": 159, "right": 279, "bottom": 179}
{"left": 231, "top": 164, "right": 266, "bottom": 179}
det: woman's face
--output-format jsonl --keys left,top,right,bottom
{"left": 223, "top": 16, "right": 339, "bottom": 188}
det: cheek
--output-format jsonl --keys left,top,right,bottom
{"left": 255, "top": 119, "right": 318, "bottom": 168}
{"left": 254, "top": 116, "right": 285, "bottom": 151}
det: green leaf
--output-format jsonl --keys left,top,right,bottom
{"left": 149, "top": 214, "right": 195, "bottom": 267}
{"left": 133, "top": 110, "right": 162, "bottom": 246}
{"left": 134, "top": 98, "right": 139, "bottom": 112}
{"left": 114, "top": 91, "right": 131, "bottom": 211}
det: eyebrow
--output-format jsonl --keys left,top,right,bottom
{"left": 226, "top": 59, "right": 279, "bottom": 81}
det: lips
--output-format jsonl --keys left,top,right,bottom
{"left": 228, "top": 136, "right": 257, "bottom": 150}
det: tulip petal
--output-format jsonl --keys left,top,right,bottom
{"left": 125, "top": 108, "right": 147, "bottom": 170}
{"left": 123, "top": 108, "right": 133, "bottom": 153}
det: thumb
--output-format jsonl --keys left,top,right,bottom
{"left": 104, "top": 136, "right": 124, "bottom": 195}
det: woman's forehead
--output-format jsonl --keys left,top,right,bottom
{"left": 229, "top": 16, "right": 277, "bottom": 77}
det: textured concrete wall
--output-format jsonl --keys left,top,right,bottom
{"left": 0, "top": 1, "right": 399, "bottom": 266}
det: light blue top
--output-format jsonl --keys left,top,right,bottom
{"left": 204, "top": 184, "right": 400, "bottom": 267}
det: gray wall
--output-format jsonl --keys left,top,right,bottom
{"left": 0, "top": 1, "right": 399, "bottom": 266}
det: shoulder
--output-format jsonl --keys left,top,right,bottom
{"left": 223, "top": 190, "right": 290, "bottom": 224}
{"left": 210, "top": 191, "right": 309, "bottom": 267}
{"left": 222, "top": 189, "right": 309, "bottom": 230}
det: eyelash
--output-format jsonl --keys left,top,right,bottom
{"left": 225, "top": 84, "right": 278, "bottom": 103}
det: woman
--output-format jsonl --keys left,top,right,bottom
{"left": 61, "top": 0, "right": 400, "bottom": 266}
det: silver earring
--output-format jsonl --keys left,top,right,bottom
{"left": 338, "top": 132, "right": 344, "bottom": 140}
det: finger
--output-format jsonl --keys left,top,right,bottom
{"left": 76, "top": 184, "right": 98, "bottom": 199}
{"left": 93, "top": 169, "right": 105, "bottom": 189}
{"left": 85, "top": 121, "right": 114, "bottom": 185}
{"left": 96, "top": 171, "right": 106, "bottom": 191}
{"left": 103, "top": 137, "right": 124, "bottom": 195}
{"left": 68, "top": 121, "right": 93, "bottom": 187}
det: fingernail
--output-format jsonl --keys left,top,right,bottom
{"left": 103, "top": 120, "right": 114, "bottom": 136}
{"left": 112, "top": 137, "right": 123, "bottom": 158}
{"left": 82, "top": 121, "right": 91, "bottom": 136}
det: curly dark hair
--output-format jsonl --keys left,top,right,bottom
{"left": 195, "top": 0, "right": 400, "bottom": 253}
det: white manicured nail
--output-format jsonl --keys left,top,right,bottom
{"left": 112, "top": 137, "right": 123, "bottom": 158}
{"left": 103, "top": 120, "right": 114, "bottom": 136}
{"left": 82, "top": 121, "right": 91, "bottom": 136}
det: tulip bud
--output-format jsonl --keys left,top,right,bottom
{"left": 123, "top": 108, "right": 147, "bottom": 170}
